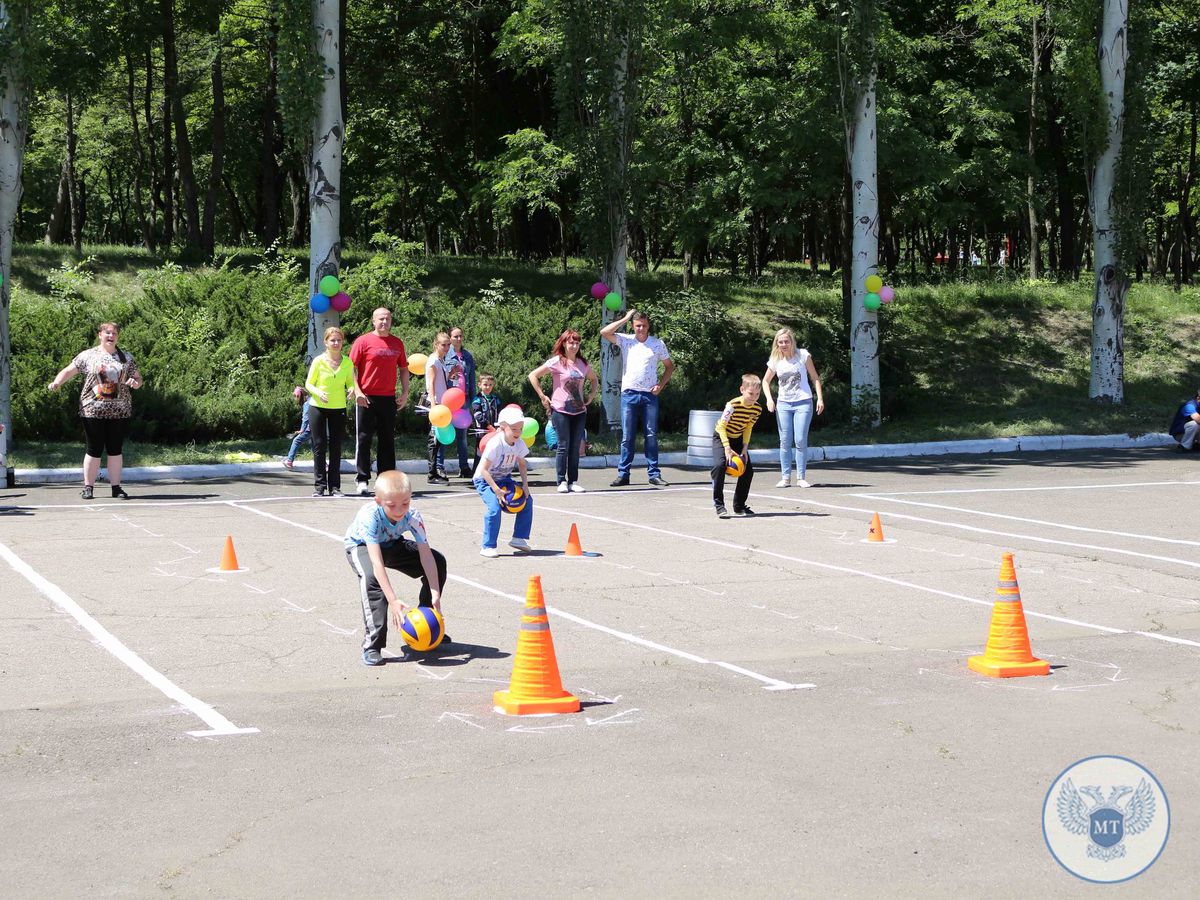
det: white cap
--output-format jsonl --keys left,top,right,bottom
{"left": 497, "top": 407, "right": 525, "bottom": 427}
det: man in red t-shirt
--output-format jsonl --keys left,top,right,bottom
{"left": 350, "top": 307, "right": 409, "bottom": 494}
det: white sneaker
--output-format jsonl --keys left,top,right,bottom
{"left": 775, "top": 477, "right": 790, "bottom": 488}
{"left": 569, "top": 483, "right": 586, "bottom": 493}
{"left": 508, "top": 538, "right": 532, "bottom": 554}
{"left": 797, "top": 479, "right": 812, "bottom": 488}
{"left": 480, "top": 547, "right": 499, "bottom": 558}
{"left": 356, "top": 481, "right": 371, "bottom": 495}
{"left": 557, "top": 482, "right": 569, "bottom": 493}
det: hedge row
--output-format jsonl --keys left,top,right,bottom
{"left": 12, "top": 246, "right": 851, "bottom": 443}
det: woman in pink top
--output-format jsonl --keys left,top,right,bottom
{"left": 528, "top": 328, "right": 599, "bottom": 493}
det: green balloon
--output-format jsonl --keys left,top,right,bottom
{"left": 435, "top": 423, "right": 456, "bottom": 444}
{"left": 864, "top": 292, "right": 882, "bottom": 311}
{"left": 604, "top": 291, "right": 622, "bottom": 312}
{"left": 319, "top": 274, "right": 341, "bottom": 297}
{"left": 521, "top": 418, "right": 540, "bottom": 439}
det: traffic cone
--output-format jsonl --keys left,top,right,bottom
{"left": 494, "top": 575, "right": 580, "bottom": 715}
{"left": 867, "top": 512, "right": 885, "bottom": 542}
{"left": 565, "top": 523, "right": 584, "bottom": 557}
{"left": 216, "top": 535, "right": 241, "bottom": 571}
{"left": 967, "top": 553, "right": 1050, "bottom": 678}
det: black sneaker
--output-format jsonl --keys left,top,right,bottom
{"left": 312, "top": 489, "right": 325, "bottom": 497}
{"left": 80, "top": 485, "right": 94, "bottom": 501}
{"left": 609, "top": 476, "right": 630, "bottom": 487}
{"left": 735, "top": 506, "right": 756, "bottom": 516}
{"left": 715, "top": 505, "right": 730, "bottom": 519}
{"left": 648, "top": 476, "right": 670, "bottom": 487}
{"left": 362, "top": 649, "right": 384, "bottom": 667}
{"left": 328, "top": 488, "right": 344, "bottom": 497}
{"left": 111, "top": 485, "right": 130, "bottom": 500}
{"left": 427, "top": 474, "right": 450, "bottom": 486}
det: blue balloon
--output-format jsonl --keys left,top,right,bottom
{"left": 310, "top": 292, "right": 331, "bottom": 313}
{"left": 544, "top": 423, "right": 558, "bottom": 448}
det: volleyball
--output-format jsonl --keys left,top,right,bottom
{"left": 500, "top": 482, "right": 528, "bottom": 514}
{"left": 725, "top": 455, "right": 746, "bottom": 477}
{"left": 400, "top": 606, "right": 445, "bottom": 652}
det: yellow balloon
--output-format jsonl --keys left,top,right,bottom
{"left": 407, "top": 353, "right": 428, "bottom": 376}
{"left": 864, "top": 274, "right": 883, "bottom": 294}
{"left": 429, "top": 404, "right": 452, "bottom": 428}
{"left": 523, "top": 435, "right": 536, "bottom": 448}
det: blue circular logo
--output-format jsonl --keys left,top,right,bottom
{"left": 1043, "top": 756, "right": 1170, "bottom": 883}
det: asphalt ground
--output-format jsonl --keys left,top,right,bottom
{"left": 2, "top": 449, "right": 1198, "bottom": 897}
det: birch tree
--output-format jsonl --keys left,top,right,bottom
{"left": 840, "top": 1, "right": 881, "bottom": 426}
{"left": 559, "top": 0, "right": 642, "bottom": 430}
{"left": 306, "top": 0, "right": 342, "bottom": 360}
{"left": 0, "top": 0, "right": 29, "bottom": 460}
{"left": 1088, "top": 0, "right": 1129, "bottom": 403}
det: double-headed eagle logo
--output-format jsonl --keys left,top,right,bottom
{"left": 1057, "top": 778, "right": 1157, "bottom": 862}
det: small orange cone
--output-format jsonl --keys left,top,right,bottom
{"left": 564, "top": 523, "right": 584, "bottom": 557}
{"left": 217, "top": 535, "right": 241, "bottom": 571}
{"left": 968, "top": 553, "right": 1050, "bottom": 678}
{"left": 494, "top": 575, "right": 580, "bottom": 715}
{"left": 867, "top": 512, "right": 885, "bottom": 542}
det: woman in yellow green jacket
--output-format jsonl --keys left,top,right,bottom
{"left": 305, "top": 326, "right": 361, "bottom": 496}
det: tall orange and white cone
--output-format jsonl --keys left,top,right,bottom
{"left": 967, "top": 553, "right": 1049, "bottom": 678}
{"left": 494, "top": 575, "right": 580, "bottom": 715}
{"left": 867, "top": 512, "right": 885, "bottom": 542}
{"left": 207, "top": 535, "right": 247, "bottom": 573}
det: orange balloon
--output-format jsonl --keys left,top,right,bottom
{"left": 429, "top": 404, "right": 452, "bottom": 428}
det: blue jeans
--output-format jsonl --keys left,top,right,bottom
{"left": 776, "top": 399, "right": 814, "bottom": 478}
{"left": 618, "top": 390, "right": 660, "bottom": 479}
{"left": 551, "top": 409, "right": 585, "bottom": 485}
{"left": 474, "top": 477, "right": 533, "bottom": 549}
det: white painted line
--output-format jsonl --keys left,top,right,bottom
{"left": 756, "top": 491, "right": 1200, "bottom": 572}
{"left": 856, "top": 495, "right": 1200, "bottom": 548}
{"left": 0, "top": 539, "right": 258, "bottom": 738}
{"left": 859, "top": 479, "right": 1200, "bottom": 497}
{"left": 535, "top": 500, "right": 1200, "bottom": 651}
{"left": 319, "top": 619, "right": 355, "bottom": 635}
{"left": 230, "top": 502, "right": 816, "bottom": 692}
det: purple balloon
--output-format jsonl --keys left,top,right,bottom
{"left": 451, "top": 408, "right": 472, "bottom": 429}
{"left": 590, "top": 281, "right": 609, "bottom": 300}
{"left": 330, "top": 291, "right": 352, "bottom": 312}
{"left": 880, "top": 285, "right": 896, "bottom": 303}
{"left": 310, "top": 292, "right": 331, "bottom": 313}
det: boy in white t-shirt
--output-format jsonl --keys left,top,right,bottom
{"left": 472, "top": 406, "right": 534, "bottom": 558}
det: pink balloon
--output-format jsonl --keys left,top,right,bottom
{"left": 451, "top": 408, "right": 472, "bottom": 429}
{"left": 330, "top": 292, "right": 352, "bottom": 312}
{"left": 442, "top": 387, "right": 466, "bottom": 412}
{"left": 879, "top": 285, "right": 896, "bottom": 303}
{"left": 590, "top": 281, "right": 609, "bottom": 300}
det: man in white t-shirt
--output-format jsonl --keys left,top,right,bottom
{"left": 601, "top": 309, "right": 675, "bottom": 486}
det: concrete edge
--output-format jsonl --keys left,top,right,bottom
{"left": 13, "top": 432, "right": 1180, "bottom": 485}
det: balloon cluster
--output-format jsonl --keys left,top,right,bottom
{"left": 863, "top": 274, "right": 897, "bottom": 311}
{"left": 428, "top": 388, "right": 472, "bottom": 445}
{"left": 309, "top": 274, "right": 352, "bottom": 314}
{"left": 591, "top": 280, "right": 623, "bottom": 312}
{"left": 477, "top": 404, "right": 542, "bottom": 453}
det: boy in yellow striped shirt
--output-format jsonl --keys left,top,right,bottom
{"left": 713, "top": 374, "right": 762, "bottom": 518}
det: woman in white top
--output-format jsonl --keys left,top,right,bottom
{"left": 761, "top": 328, "right": 824, "bottom": 488}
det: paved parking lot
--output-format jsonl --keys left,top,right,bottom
{"left": 2, "top": 449, "right": 1197, "bottom": 896}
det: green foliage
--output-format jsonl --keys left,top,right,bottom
{"left": 47, "top": 255, "right": 97, "bottom": 302}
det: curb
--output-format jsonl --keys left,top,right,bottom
{"left": 11, "top": 432, "right": 1179, "bottom": 485}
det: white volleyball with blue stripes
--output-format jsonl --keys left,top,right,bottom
{"left": 400, "top": 606, "right": 444, "bottom": 651}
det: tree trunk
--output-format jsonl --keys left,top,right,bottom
{"left": 201, "top": 38, "right": 226, "bottom": 257}
{"left": 307, "top": 0, "right": 343, "bottom": 361}
{"left": 257, "top": 15, "right": 282, "bottom": 245}
{"left": 1088, "top": 0, "right": 1129, "bottom": 404}
{"left": 287, "top": 158, "right": 306, "bottom": 247}
{"left": 162, "top": 0, "right": 201, "bottom": 251}
{"left": 1, "top": 0, "right": 29, "bottom": 456}
{"left": 1027, "top": 16, "right": 1041, "bottom": 280}
{"left": 44, "top": 157, "right": 70, "bottom": 244}
{"left": 125, "top": 51, "right": 154, "bottom": 251}
{"left": 66, "top": 92, "right": 82, "bottom": 253}
{"left": 849, "top": 62, "right": 881, "bottom": 426}
{"left": 599, "top": 32, "right": 633, "bottom": 431}
{"left": 143, "top": 50, "right": 162, "bottom": 247}
{"left": 159, "top": 44, "right": 174, "bottom": 248}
